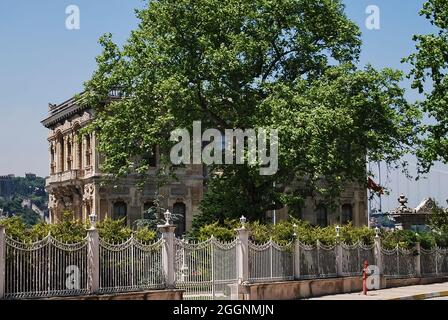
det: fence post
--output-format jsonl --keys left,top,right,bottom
{"left": 374, "top": 231, "right": 382, "bottom": 275}
{"left": 87, "top": 226, "right": 100, "bottom": 294}
{"left": 335, "top": 242, "right": 344, "bottom": 277}
{"left": 294, "top": 239, "right": 301, "bottom": 279}
{"left": 0, "top": 225, "right": 5, "bottom": 299}
{"left": 236, "top": 219, "right": 250, "bottom": 284}
{"left": 335, "top": 226, "right": 343, "bottom": 277}
{"left": 316, "top": 240, "right": 321, "bottom": 276}
{"left": 157, "top": 210, "right": 176, "bottom": 289}
{"left": 415, "top": 242, "right": 421, "bottom": 278}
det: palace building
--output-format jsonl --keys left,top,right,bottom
{"left": 41, "top": 92, "right": 368, "bottom": 233}
{"left": 41, "top": 93, "right": 205, "bottom": 235}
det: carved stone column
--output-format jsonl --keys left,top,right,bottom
{"left": 55, "top": 139, "right": 61, "bottom": 173}
{"left": 83, "top": 183, "right": 95, "bottom": 222}
{"left": 48, "top": 194, "right": 57, "bottom": 223}
{"left": 63, "top": 135, "right": 70, "bottom": 172}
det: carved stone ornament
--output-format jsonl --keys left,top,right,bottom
{"left": 83, "top": 183, "right": 95, "bottom": 202}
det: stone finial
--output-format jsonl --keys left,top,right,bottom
{"left": 398, "top": 194, "right": 408, "bottom": 207}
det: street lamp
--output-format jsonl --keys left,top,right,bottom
{"left": 164, "top": 210, "right": 172, "bottom": 225}
{"left": 335, "top": 225, "right": 340, "bottom": 238}
{"left": 240, "top": 215, "right": 247, "bottom": 229}
{"left": 374, "top": 226, "right": 380, "bottom": 238}
{"left": 89, "top": 212, "right": 97, "bottom": 229}
{"left": 293, "top": 223, "right": 298, "bottom": 238}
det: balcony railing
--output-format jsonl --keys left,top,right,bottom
{"left": 47, "top": 170, "right": 79, "bottom": 184}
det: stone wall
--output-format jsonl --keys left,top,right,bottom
{"left": 240, "top": 276, "right": 448, "bottom": 300}
{"left": 44, "top": 289, "right": 184, "bottom": 300}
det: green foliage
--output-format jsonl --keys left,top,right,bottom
{"left": 133, "top": 194, "right": 185, "bottom": 231}
{"left": 381, "top": 230, "right": 418, "bottom": 250}
{"left": 96, "top": 217, "right": 132, "bottom": 243}
{"left": 134, "top": 226, "right": 157, "bottom": 243}
{"left": 82, "top": 0, "right": 419, "bottom": 222}
{"left": 195, "top": 220, "right": 238, "bottom": 242}
{"left": 193, "top": 218, "right": 448, "bottom": 249}
{"left": 433, "top": 232, "right": 448, "bottom": 248}
{"left": 0, "top": 211, "right": 156, "bottom": 244}
{"left": 429, "top": 205, "right": 448, "bottom": 234}
{"left": 0, "top": 175, "right": 47, "bottom": 226}
{"left": 248, "top": 221, "right": 272, "bottom": 244}
{"left": 404, "top": 0, "right": 448, "bottom": 172}
{"left": 339, "top": 223, "right": 375, "bottom": 245}
{"left": 0, "top": 216, "right": 28, "bottom": 240}
{"left": 417, "top": 232, "right": 437, "bottom": 249}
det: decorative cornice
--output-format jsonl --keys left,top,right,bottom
{"left": 41, "top": 102, "right": 90, "bottom": 129}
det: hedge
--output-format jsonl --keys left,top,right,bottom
{"left": 0, "top": 211, "right": 156, "bottom": 244}
{"left": 191, "top": 218, "right": 448, "bottom": 249}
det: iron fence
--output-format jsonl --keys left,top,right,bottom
{"left": 98, "top": 237, "right": 165, "bottom": 293}
{"left": 248, "top": 240, "right": 294, "bottom": 282}
{"left": 5, "top": 234, "right": 88, "bottom": 299}
{"left": 175, "top": 237, "right": 237, "bottom": 300}
{"left": 2, "top": 229, "right": 448, "bottom": 300}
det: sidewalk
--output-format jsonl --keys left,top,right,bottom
{"left": 308, "top": 282, "right": 448, "bottom": 300}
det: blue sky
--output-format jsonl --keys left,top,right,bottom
{"left": 0, "top": 0, "right": 447, "bottom": 211}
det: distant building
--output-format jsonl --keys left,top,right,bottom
{"left": 25, "top": 173, "right": 37, "bottom": 179}
{"left": 0, "top": 175, "right": 14, "bottom": 199}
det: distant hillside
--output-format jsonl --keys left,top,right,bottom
{"left": 0, "top": 175, "right": 47, "bottom": 225}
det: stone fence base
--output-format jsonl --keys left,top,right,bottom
{"left": 238, "top": 276, "right": 448, "bottom": 300}
{"left": 42, "top": 289, "right": 184, "bottom": 300}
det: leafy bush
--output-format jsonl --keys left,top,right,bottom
{"left": 339, "top": 223, "right": 375, "bottom": 245}
{"left": 193, "top": 217, "right": 448, "bottom": 249}
{"left": 96, "top": 217, "right": 132, "bottom": 243}
{"left": 196, "top": 220, "right": 238, "bottom": 242}
{"left": 380, "top": 230, "right": 417, "bottom": 249}
{"left": 0, "top": 211, "right": 157, "bottom": 244}
{"left": 134, "top": 226, "right": 157, "bottom": 243}
{"left": 0, "top": 216, "right": 28, "bottom": 240}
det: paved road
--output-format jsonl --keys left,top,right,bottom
{"left": 308, "top": 282, "right": 448, "bottom": 300}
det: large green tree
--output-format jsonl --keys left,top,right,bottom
{"left": 82, "top": 0, "right": 419, "bottom": 224}
{"left": 404, "top": 0, "right": 448, "bottom": 173}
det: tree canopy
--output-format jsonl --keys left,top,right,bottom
{"left": 82, "top": 0, "right": 420, "bottom": 223}
{"left": 404, "top": 0, "right": 448, "bottom": 173}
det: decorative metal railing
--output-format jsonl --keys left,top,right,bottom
{"left": 98, "top": 237, "right": 165, "bottom": 293}
{"left": 248, "top": 240, "right": 294, "bottom": 282}
{"left": 420, "top": 247, "right": 448, "bottom": 276}
{"left": 4, "top": 235, "right": 88, "bottom": 299}
{"left": 174, "top": 237, "right": 237, "bottom": 300}
{"left": 341, "top": 242, "right": 375, "bottom": 276}
{"left": 381, "top": 245, "right": 417, "bottom": 278}
{"left": 2, "top": 226, "right": 448, "bottom": 300}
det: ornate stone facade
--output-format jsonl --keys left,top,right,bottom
{"left": 42, "top": 94, "right": 367, "bottom": 232}
{"left": 41, "top": 96, "right": 204, "bottom": 232}
{"left": 266, "top": 184, "right": 367, "bottom": 227}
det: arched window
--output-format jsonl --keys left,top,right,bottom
{"left": 316, "top": 205, "right": 328, "bottom": 227}
{"left": 113, "top": 201, "right": 127, "bottom": 224}
{"left": 173, "top": 202, "right": 186, "bottom": 236}
{"left": 143, "top": 146, "right": 157, "bottom": 168}
{"left": 143, "top": 201, "right": 155, "bottom": 220}
{"left": 59, "top": 135, "right": 65, "bottom": 172}
{"left": 67, "top": 140, "right": 72, "bottom": 170}
{"left": 341, "top": 204, "right": 353, "bottom": 224}
{"left": 86, "top": 134, "right": 91, "bottom": 166}
{"left": 50, "top": 146, "right": 55, "bottom": 174}
{"left": 78, "top": 139, "right": 83, "bottom": 169}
